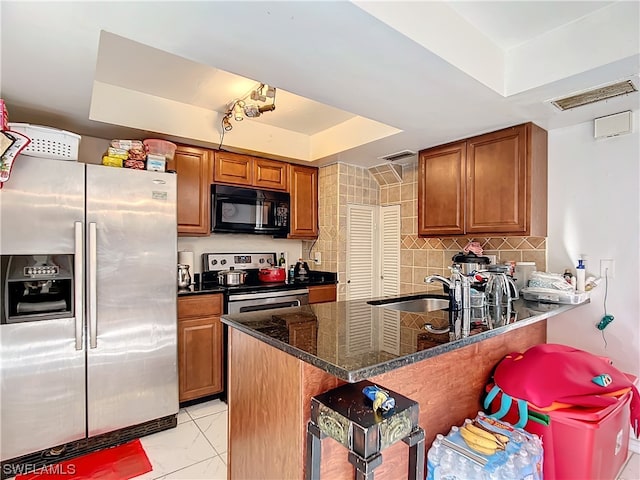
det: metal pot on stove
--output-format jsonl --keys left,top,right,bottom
{"left": 451, "top": 252, "right": 490, "bottom": 276}
{"left": 217, "top": 267, "right": 247, "bottom": 286}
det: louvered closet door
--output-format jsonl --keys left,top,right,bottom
{"left": 379, "top": 205, "right": 400, "bottom": 296}
{"left": 346, "top": 205, "right": 376, "bottom": 300}
{"left": 379, "top": 205, "right": 400, "bottom": 354}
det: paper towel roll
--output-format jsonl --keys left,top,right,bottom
{"left": 178, "top": 251, "right": 194, "bottom": 273}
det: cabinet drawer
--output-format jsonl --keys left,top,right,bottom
{"left": 178, "top": 294, "right": 223, "bottom": 319}
{"left": 308, "top": 285, "right": 337, "bottom": 304}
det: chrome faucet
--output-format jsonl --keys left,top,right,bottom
{"left": 425, "top": 265, "right": 471, "bottom": 338}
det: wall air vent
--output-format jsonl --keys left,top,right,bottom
{"left": 550, "top": 80, "right": 637, "bottom": 111}
{"left": 377, "top": 150, "right": 416, "bottom": 162}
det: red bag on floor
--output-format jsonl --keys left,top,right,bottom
{"left": 483, "top": 343, "right": 639, "bottom": 436}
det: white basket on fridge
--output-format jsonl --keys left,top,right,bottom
{"left": 8, "top": 123, "right": 81, "bottom": 161}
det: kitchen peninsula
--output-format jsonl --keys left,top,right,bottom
{"left": 222, "top": 296, "right": 587, "bottom": 479}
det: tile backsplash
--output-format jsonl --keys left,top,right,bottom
{"left": 311, "top": 162, "right": 547, "bottom": 298}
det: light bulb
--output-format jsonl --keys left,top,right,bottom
{"left": 222, "top": 115, "right": 232, "bottom": 131}
{"left": 233, "top": 101, "right": 244, "bottom": 122}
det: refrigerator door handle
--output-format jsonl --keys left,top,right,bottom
{"left": 74, "top": 221, "right": 84, "bottom": 350}
{"left": 88, "top": 222, "right": 98, "bottom": 349}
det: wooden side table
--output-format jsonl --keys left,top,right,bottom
{"left": 306, "top": 380, "right": 425, "bottom": 480}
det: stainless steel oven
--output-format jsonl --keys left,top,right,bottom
{"left": 227, "top": 288, "right": 309, "bottom": 314}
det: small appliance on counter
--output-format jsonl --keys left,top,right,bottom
{"left": 177, "top": 264, "right": 192, "bottom": 290}
{"left": 451, "top": 251, "right": 490, "bottom": 276}
{"left": 293, "top": 258, "right": 310, "bottom": 281}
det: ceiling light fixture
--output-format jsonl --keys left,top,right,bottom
{"left": 222, "top": 83, "right": 277, "bottom": 131}
{"left": 222, "top": 114, "right": 233, "bottom": 132}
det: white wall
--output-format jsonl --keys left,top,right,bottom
{"left": 177, "top": 235, "right": 303, "bottom": 275}
{"left": 547, "top": 111, "right": 639, "bottom": 379}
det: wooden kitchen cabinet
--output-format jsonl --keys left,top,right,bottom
{"left": 169, "top": 145, "right": 212, "bottom": 236}
{"left": 418, "top": 140, "right": 466, "bottom": 237}
{"left": 213, "top": 151, "right": 288, "bottom": 191}
{"left": 308, "top": 284, "right": 337, "bottom": 304}
{"left": 254, "top": 157, "right": 289, "bottom": 191}
{"left": 418, "top": 122, "right": 547, "bottom": 237}
{"left": 177, "top": 294, "right": 223, "bottom": 402}
{"left": 288, "top": 164, "right": 319, "bottom": 239}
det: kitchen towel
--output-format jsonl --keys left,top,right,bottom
{"left": 14, "top": 439, "right": 152, "bottom": 480}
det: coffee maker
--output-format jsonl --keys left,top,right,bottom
{"left": 293, "top": 259, "right": 310, "bottom": 281}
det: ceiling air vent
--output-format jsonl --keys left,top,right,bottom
{"left": 550, "top": 80, "right": 637, "bottom": 111}
{"left": 377, "top": 149, "right": 416, "bottom": 162}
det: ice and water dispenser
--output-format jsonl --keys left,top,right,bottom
{"left": 1, "top": 254, "right": 74, "bottom": 324}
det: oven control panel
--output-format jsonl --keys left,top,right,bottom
{"left": 203, "top": 252, "right": 277, "bottom": 272}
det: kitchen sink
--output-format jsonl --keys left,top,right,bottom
{"left": 368, "top": 295, "right": 450, "bottom": 313}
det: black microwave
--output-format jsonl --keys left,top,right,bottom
{"left": 211, "top": 184, "right": 290, "bottom": 237}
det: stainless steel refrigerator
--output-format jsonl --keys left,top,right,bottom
{"left": 0, "top": 155, "right": 178, "bottom": 461}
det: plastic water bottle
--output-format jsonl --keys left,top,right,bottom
{"left": 434, "top": 449, "right": 457, "bottom": 480}
{"left": 524, "top": 438, "right": 543, "bottom": 480}
{"left": 426, "top": 435, "right": 443, "bottom": 480}
{"left": 501, "top": 458, "right": 519, "bottom": 480}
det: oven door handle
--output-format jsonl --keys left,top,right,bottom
{"left": 228, "top": 288, "right": 309, "bottom": 301}
{"left": 236, "top": 299, "right": 302, "bottom": 314}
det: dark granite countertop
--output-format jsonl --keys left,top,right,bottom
{"left": 221, "top": 294, "right": 588, "bottom": 382}
{"left": 178, "top": 270, "right": 337, "bottom": 297}
{"left": 177, "top": 285, "right": 226, "bottom": 296}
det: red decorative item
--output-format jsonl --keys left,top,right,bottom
{"left": 14, "top": 439, "right": 152, "bottom": 480}
{"left": 259, "top": 267, "right": 286, "bottom": 283}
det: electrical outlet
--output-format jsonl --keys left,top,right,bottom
{"left": 600, "top": 259, "right": 615, "bottom": 279}
{"left": 314, "top": 252, "right": 321, "bottom": 265}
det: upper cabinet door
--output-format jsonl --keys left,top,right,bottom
{"left": 466, "top": 123, "right": 547, "bottom": 236}
{"left": 169, "top": 145, "right": 212, "bottom": 236}
{"left": 418, "top": 141, "right": 466, "bottom": 237}
{"left": 213, "top": 151, "right": 252, "bottom": 185}
{"left": 253, "top": 158, "right": 288, "bottom": 191}
{"left": 418, "top": 122, "right": 547, "bottom": 237}
{"left": 466, "top": 125, "right": 527, "bottom": 234}
{"left": 289, "top": 164, "right": 318, "bottom": 239}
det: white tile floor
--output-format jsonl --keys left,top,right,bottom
{"left": 131, "top": 399, "right": 228, "bottom": 480}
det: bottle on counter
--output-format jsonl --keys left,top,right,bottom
{"left": 288, "top": 265, "right": 295, "bottom": 283}
{"left": 576, "top": 259, "right": 586, "bottom": 292}
{"left": 279, "top": 252, "right": 286, "bottom": 267}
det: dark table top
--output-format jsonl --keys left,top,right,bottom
{"left": 221, "top": 294, "right": 588, "bottom": 382}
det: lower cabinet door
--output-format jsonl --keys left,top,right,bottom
{"left": 178, "top": 315, "right": 223, "bottom": 402}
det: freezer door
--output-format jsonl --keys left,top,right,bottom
{"left": 85, "top": 165, "right": 178, "bottom": 436}
{"left": 0, "top": 157, "right": 86, "bottom": 461}
{"left": 0, "top": 156, "right": 84, "bottom": 254}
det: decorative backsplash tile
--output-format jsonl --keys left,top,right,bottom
{"left": 311, "top": 162, "right": 547, "bottom": 299}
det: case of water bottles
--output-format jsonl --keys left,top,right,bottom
{"left": 426, "top": 412, "right": 543, "bottom": 480}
